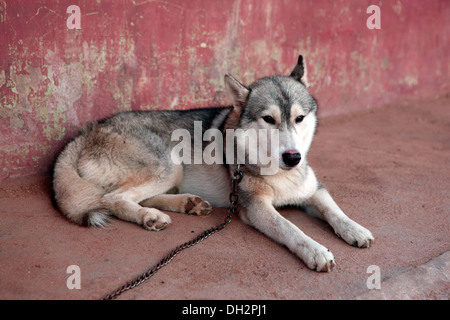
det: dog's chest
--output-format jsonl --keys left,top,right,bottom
{"left": 265, "top": 166, "right": 318, "bottom": 207}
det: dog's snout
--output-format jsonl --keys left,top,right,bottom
{"left": 282, "top": 150, "right": 301, "bottom": 167}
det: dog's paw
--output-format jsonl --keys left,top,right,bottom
{"left": 183, "top": 196, "right": 212, "bottom": 216}
{"left": 142, "top": 208, "right": 172, "bottom": 231}
{"left": 298, "top": 241, "right": 336, "bottom": 272}
{"left": 335, "top": 219, "right": 374, "bottom": 248}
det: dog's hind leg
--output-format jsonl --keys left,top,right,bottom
{"left": 101, "top": 166, "right": 183, "bottom": 231}
{"left": 140, "top": 194, "right": 212, "bottom": 216}
{"left": 102, "top": 189, "right": 171, "bottom": 231}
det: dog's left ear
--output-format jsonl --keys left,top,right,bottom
{"left": 290, "top": 55, "right": 310, "bottom": 88}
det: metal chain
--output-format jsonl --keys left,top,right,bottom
{"left": 101, "top": 165, "right": 243, "bottom": 300}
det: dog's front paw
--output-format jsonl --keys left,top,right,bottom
{"left": 335, "top": 219, "right": 374, "bottom": 248}
{"left": 297, "top": 241, "right": 336, "bottom": 272}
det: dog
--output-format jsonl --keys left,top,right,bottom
{"left": 53, "top": 55, "right": 374, "bottom": 272}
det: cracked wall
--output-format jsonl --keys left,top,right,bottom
{"left": 0, "top": 0, "right": 449, "bottom": 181}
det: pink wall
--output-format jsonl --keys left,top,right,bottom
{"left": 1, "top": 0, "right": 449, "bottom": 182}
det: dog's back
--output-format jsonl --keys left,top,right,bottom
{"left": 53, "top": 107, "right": 231, "bottom": 227}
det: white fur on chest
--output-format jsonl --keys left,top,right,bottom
{"left": 263, "top": 165, "right": 318, "bottom": 207}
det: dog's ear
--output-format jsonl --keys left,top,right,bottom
{"left": 290, "top": 55, "right": 310, "bottom": 88}
{"left": 224, "top": 74, "right": 250, "bottom": 109}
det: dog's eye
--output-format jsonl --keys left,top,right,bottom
{"left": 295, "top": 115, "right": 305, "bottom": 123}
{"left": 262, "top": 115, "right": 276, "bottom": 124}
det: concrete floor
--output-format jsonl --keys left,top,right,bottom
{"left": 0, "top": 94, "right": 449, "bottom": 300}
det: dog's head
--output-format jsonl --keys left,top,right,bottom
{"left": 224, "top": 55, "right": 318, "bottom": 174}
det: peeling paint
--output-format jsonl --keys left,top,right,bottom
{"left": 404, "top": 75, "right": 419, "bottom": 87}
{"left": 392, "top": 1, "right": 402, "bottom": 15}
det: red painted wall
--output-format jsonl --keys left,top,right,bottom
{"left": 1, "top": 0, "right": 449, "bottom": 182}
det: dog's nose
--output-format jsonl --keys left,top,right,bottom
{"left": 282, "top": 150, "right": 301, "bottom": 167}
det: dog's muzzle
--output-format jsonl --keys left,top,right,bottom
{"left": 282, "top": 150, "right": 301, "bottom": 167}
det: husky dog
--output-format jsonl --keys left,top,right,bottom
{"left": 53, "top": 55, "right": 373, "bottom": 272}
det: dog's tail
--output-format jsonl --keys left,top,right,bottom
{"left": 53, "top": 125, "right": 110, "bottom": 227}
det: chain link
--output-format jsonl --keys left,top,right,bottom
{"left": 101, "top": 165, "right": 243, "bottom": 300}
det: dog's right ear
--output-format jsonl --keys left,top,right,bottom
{"left": 224, "top": 74, "right": 250, "bottom": 110}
